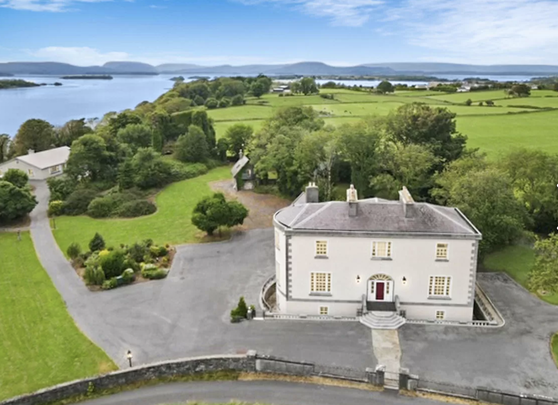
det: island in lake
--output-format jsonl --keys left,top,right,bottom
{"left": 61, "top": 75, "right": 113, "bottom": 80}
{"left": 0, "top": 79, "right": 40, "bottom": 89}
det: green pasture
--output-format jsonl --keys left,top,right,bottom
{"left": 425, "top": 89, "right": 511, "bottom": 103}
{"left": 0, "top": 232, "right": 116, "bottom": 401}
{"left": 457, "top": 110, "right": 558, "bottom": 157}
{"left": 207, "top": 105, "right": 273, "bottom": 121}
{"left": 495, "top": 96, "right": 558, "bottom": 108}
{"left": 53, "top": 166, "right": 231, "bottom": 256}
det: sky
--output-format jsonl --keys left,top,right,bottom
{"left": 1, "top": 0, "right": 558, "bottom": 66}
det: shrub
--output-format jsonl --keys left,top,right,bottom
{"left": 84, "top": 266, "right": 105, "bottom": 286}
{"left": 101, "top": 278, "right": 118, "bottom": 290}
{"left": 89, "top": 233, "right": 106, "bottom": 252}
{"left": 122, "top": 268, "right": 135, "bottom": 284}
{"left": 150, "top": 245, "right": 168, "bottom": 258}
{"left": 116, "top": 200, "right": 156, "bottom": 218}
{"left": 48, "top": 200, "right": 64, "bottom": 217}
{"left": 231, "top": 94, "right": 244, "bottom": 106}
{"left": 100, "top": 249, "right": 126, "bottom": 278}
{"left": 123, "top": 258, "right": 140, "bottom": 272}
{"left": 218, "top": 98, "right": 230, "bottom": 108}
{"left": 320, "top": 93, "right": 334, "bottom": 100}
{"left": 204, "top": 98, "right": 218, "bottom": 109}
{"left": 47, "top": 176, "right": 76, "bottom": 202}
{"left": 127, "top": 243, "right": 148, "bottom": 263}
{"left": 465, "top": 99, "right": 472, "bottom": 106}
{"left": 67, "top": 242, "right": 81, "bottom": 259}
{"left": 63, "top": 189, "right": 98, "bottom": 216}
{"left": 230, "top": 296, "right": 248, "bottom": 320}
{"left": 87, "top": 196, "right": 118, "bottom": 218}
{"left": 3, "top": 169, "right": 28, "bottom": 188}
{"left": 141, "top": 266, "right": 168, "bottom": 280}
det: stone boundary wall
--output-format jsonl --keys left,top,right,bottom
{"left": 401, "top": 371, "right": 558, "bottom": 405}
{"left": 3, "top": 353, "right": 556, "bottom": 405}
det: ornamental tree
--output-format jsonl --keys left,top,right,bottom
{"left": 0, "top": 180, "right": 37, "bottom": 224}
{"left": 191, "top": 192, "right": 248, "bottom": 236}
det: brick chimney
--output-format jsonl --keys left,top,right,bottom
{"left": 306, "top": 182, "right": 319, "bottom": 203}
{"left": 399, "top": 186, "right": 416, "bottom": 218}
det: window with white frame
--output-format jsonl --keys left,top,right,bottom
{"left": 50, "top": 165, "right": 61, "bottom": 174}
{"left": 315, "top": 240, "right": 328, "bottom": 256}
{"left": 275, "top": 230, "right": 280, "bottom": 250}
{"left": 435, "top": 310, "right": 445, "bottom": 320}
{"left": 428, "top": 276, "right": 451, "bottom": 297}
{"left": 319, "top": 306, "right": 329, "bottom": 315}
{"left": 310, "top": 272, "right": 331, "bottom": 293}
{"left": 371, "top": 241, "right": 392, "bottom": 258}
{"left": 28, "top": 169, "right": 34, "bottom": 176}
{"left": 436, "top": 243, "right": 448, "bottom": 260}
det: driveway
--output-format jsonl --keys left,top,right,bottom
{"left": 399, "top": 272, "right": 558, "bottom": 397}
{"left": 29, "top": 180, "right": 374, "bottom": 370}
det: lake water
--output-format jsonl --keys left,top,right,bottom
{"left": 0, "top": 73, "right": 536, "bottom": 136}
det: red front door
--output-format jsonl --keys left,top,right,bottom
{"left": 375, "top": 282, "right": 385, "bottom": 300}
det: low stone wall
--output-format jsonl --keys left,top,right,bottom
{"left": 1, "top": 352, "right": 381, "bottom": 405}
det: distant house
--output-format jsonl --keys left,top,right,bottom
{"left": 0, "top": 146, "right": 70, "bottom": 180}
{"left": 273, "top": 183, "right": 482, "bottom": 328}
{"left": 272, "top": 85, "right": 290, "bottom": 93}
{"left": 231, "top": 152, "right": 255, "bottom": 191}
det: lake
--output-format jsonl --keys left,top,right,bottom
{"left": 0, "top": 73, "right": 536, "bottom": 136}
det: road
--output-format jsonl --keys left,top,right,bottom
{"left": 80, "top": 381, "right": 447, "bottom": 405}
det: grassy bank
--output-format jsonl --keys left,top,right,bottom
{"left": 483, "top": 245, "right": 558, "bottom": 305}
{"left": 0, "top": 232, "right": 116, "bottom": 401}
{"left": 53, "top": 166, "right": 231, "bottom": 255}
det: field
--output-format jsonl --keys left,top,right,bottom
{"left": 483, "top": 244, "right": 558, "bottom": 305}
{"left": 209, "top": 89, "right": 558, "bottom": 156}
{"left": 53, "top": 166, "right": 231, "bottom": 255}
{"left": 0, "top": 232, "right": 116, "bottom": 401}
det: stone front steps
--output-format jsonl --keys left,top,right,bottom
{"left": 360, "top": 311, "right": 406, "bottom": 330}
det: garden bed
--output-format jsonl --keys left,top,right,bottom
{"left": 68, "top": 234, "right": 175, "bottom": 291}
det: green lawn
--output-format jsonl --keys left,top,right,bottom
{"left": 457, "top": 110, "right": 558, "bottom": 157}
{"left": 54, "top": 166, "right": 231, "bottom": 255}
{"left": 483, "top": 244, "right": 558, "bottom": 305}
{"left": 496, "top": 96, "right": 558, "bottom": 108}
{"left": 207, "top": 105, "right": 274, "bottom": 122}
{"left": 425, "top": 89, "right": 511, "bottom": 103}
{"left": 0, "top": 232, "right": 116, "bottom": 401}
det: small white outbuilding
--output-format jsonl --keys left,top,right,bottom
{"left": 0, "top": 146, "right": 70, "bottom": 180}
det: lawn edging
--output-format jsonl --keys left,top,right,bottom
{"left": 552, "top": 333, "right": 558, "bottom": 368}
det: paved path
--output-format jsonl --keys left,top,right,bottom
{"left": 80, "top": 381, "right": 448, "bottom": 405}
{"left": 372, "top": 330, "right": 402, "bottom": 385}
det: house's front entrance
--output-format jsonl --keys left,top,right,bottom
{"left": 367, "top": 274, "right": 395, "bottom": 311}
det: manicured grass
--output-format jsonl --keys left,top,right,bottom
{"left": 483, "top": 244, "right": 558, "bottom": 305}
{"left": 552, "top": 333, "right": 558, "bottom": 368}
{"left": 53, "top": 166, "right": 231, "bottom": 255}
{"left": 457, "top": 110, "right": 558, "bottom": 157}
{"left": 0, "top": 232, "right": 116, "bottom": 401}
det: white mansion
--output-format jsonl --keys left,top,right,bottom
{"left": 273, "top": 184, "right": 482, "bottom": 325}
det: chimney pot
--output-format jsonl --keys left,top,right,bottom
{"left": 28, "top": 149, "right": 35, "bottom": 155}
{"left": 346, "top": 184, "right": 358, "bottom": 203}
{"left": 306, "top": 182, "right": 319, "bottom": 203}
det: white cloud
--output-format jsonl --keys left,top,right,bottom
{"left": 236, "top": 0, "right": 383, "bottom": 26}
{"left": 30, "top": 47, "right": 130, "bottom": 65}
{"left": 0, "top": 0, "right": 113, "bottom": 12}
{"left": 391, "top": 0, "right": 558, "bottom": 64}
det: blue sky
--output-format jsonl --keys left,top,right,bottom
{"left": 1, "top": 0, "right": 558, "bottom": 66}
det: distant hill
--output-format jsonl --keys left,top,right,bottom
{"left": 2, "top": 61, "right": 558, "bottom": 77}
{"left": 361, "top": 62, "right": 558, "bottom": 75}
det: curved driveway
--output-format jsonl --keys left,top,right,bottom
{"left": 80, "top": 381, "right": 445, "bottom": 405}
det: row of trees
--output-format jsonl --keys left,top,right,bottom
{"left": 244, "top": 104, "right": 558, "bottom": 259}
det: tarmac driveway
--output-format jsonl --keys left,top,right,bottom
{"left": 399, "top": 272, "right": 558, "bottom": 397}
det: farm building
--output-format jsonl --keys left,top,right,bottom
{"left": 0, "top": 146, "right": 70, "bottom": 180}
{"left": 231, "top": 152, "right": 255, "bottom": 191}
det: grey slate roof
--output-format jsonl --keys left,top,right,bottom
{"left": 16, "top": 146, "right": 70, "bottom": 170}
{"left": 275, "top": 198, "right": 480, "bottom": 237}
{"left": 231, "top": 156, "right": 249, "bottom": 178}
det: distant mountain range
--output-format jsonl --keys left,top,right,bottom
{"left": 2, "top": 61, "right": 558, "bottom": 77}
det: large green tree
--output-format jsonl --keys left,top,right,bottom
{"left": 0, "top": 180, "right": 37, "bottom": 224}
{"left": 108, "top": 111, "right": 142, "bottom": 136}
{"left": 117, "top": 124, "right": 153, "bottom": 153}
{"left": 65, "top": 135, "right": 116, "bottom": 182}
{"left": 130, "top": 147, "right": 173, "bottom": 189}
{"left": 376, "top": 81, "right": 394, "bottom": 94}
{"left": 191, "top": 192, "right": 249, "bottom": 236}
{"left": 499, "top": 149, "right": 558, "bottom": 234}
{"left": 299, "top": 77, "right": 318, "bottom": 95}
{"left": 385, "top": 103, "right": 467, "bottom": 168}
{"left": 2, "top": 169, "right": 28, "bottom": 188}
{"left": 225, "top": 124, "right": 253, "bottom": 159}
{"left": 12, "top": 119, "right": 55, "bottom": 156}
{"left": 55, "top": 118, "right": 92, "bottom": 147}
{"left": 432, "top": 157, "right": 528, "bottom": 254}
{"left": 174, "top": 125, "right": 209, "bottom": 163}
{"left": 0, "top": 134, "right": 10, "bottom": 162}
